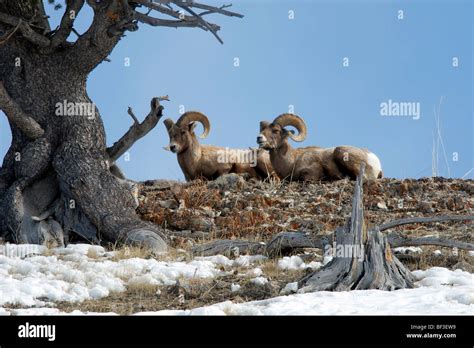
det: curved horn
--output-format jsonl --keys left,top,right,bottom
{"left": 163, "top": 118, "right": 174, "bottom": 131}
{"left": 176, "top": 111, "right": 210, "bottom": 139}
{"left": 273, "top": 113, "right": 307, "bottom": 142}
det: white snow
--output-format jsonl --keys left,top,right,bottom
{"left": 0, "top": 244, "right": 227, "bottom": 309}
{"left": 0, "top": 308, "right": 117, "bottom": 316}
{"left": 195, "top": 254, "right": 267, "bottom": 268}
{"left": 393, "top": 247, "right": 423, "bottom": 254}
{"left": 278, "top": 256, "right": 322, "bottom": 271}
{"left": 250, "top": 277, "right": 268, "bottom": 286}
{"left": 246, "top": 267, "right": 263, "bottom": 277}
{"left": 136, "top": 267, "right": 474, "bottom": 315}
{"left": 1, "top": 244, "right": 472, "bottom": 316}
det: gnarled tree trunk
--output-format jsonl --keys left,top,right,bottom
{"left": 0, "top": 45, "right": 168, "bottom": 251}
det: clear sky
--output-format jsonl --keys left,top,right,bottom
{"left": 0, "top": 0, "right": 472, "bottom": 181}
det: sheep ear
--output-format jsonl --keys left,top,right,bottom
{"left": 260, "top": 121, "right": 270, "bottom": 131}
{"left": 283, "top": 128, "right": 295, "bottom": 137}
{"left": 188, "top": 121, "right": 197, "bottom": 132}
{"left": 164, "top": 119, "right": 174, "bottom": 131}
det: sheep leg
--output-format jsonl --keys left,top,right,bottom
{"left": 333, "top": 146, "right": 366, "bottom": 179}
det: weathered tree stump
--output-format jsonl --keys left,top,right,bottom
{"left": 298, "top": 165, "right": 415, "bottom": 292}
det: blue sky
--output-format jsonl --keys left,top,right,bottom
{"left": 0, "top": 0, "right": 472, "bottom": 180}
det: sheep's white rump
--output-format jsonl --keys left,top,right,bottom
{"left": 367, "top": 152, "right": 382, "bottom": 178}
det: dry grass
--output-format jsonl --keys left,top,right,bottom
{"left": 110, "top": 245, "right": 156, "bottom": 261}
{"left": 174, "top": 181, "right": 221, "bottom": 209}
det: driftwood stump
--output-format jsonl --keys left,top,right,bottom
{"left": 298, "top": 165, "right": 415, "bottom": 292}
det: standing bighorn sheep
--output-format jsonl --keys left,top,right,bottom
{"left": 164, "top": 112, "right": 274, "bottom": 181}
{"left": 257, "top": 114, "right": 383, "bottom": 181}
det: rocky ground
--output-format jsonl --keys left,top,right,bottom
{"left": 137, "top": 174, "right": 473, "bottom": 249}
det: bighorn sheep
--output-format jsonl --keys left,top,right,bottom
{"left": 164, "top": 112, "right": 274, "bottom": 181}
{"left": 257, "top": 114, "right": 383, "bottom": 181}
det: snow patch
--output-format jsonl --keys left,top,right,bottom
{"left": 0, "top": 244, "right": 225, "bottom": 308}
{"left": 250, "top": 277, "right": 268, "bottom": 286}
{"left": 136, "top": 267, "right": 474, "bottom": 315}
{"left": 393, "top": 247, "right": 423, "bottom": 254}
{"left": 278, "top": 256, "right": 322, "bottom": 271}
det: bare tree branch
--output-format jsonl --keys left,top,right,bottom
{"left": 127, "top": 107, "right": 139, "bottom": 124}
{"left": 65, "top": 0, "right": 241, "bottom": 73}
{"left": 134, "top": 12, "right": 213, "bottom": 29}
{"left": 379, "top": 215, "right": 474, "bottom": 232}
{"left": 175, "top": 2, "right": 223, "bottom": 43}
{"left": 0, "top": 82, "right": 44, "bottom": 139}
{"left": 0, "top": 12, "right": 50, "bottom": 47}
{"left": 49, "top": 0, "right": 85, "bottom": 49}
{"left": 177, "top": 1, "right": 243, "bottom": 17}
{"left": 107, "top": 96, "right": 169, "bottom": 162}
{"left": 129, "top": 0, "right": 242, "bottom": 42}
{"left": 387, "top": 232, "right": 474, "bottom": 251}
{"left": 0, "top": 22, "right": 20, "bottom": 46}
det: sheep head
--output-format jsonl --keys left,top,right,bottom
{"left": 164, "top": 112, "right": 210, "bottom": 154}
{"left": 257, "top": 113, "right": 307, "bottom": 150}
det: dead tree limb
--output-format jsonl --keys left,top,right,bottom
{"left": 379, "top": 215, "right": 474, "bottom": 232}
{"left": 107, "top": 96, "right": 169, "bottom": 163}
{"left": 133, "top": 0, "right": 243, "bottom": 43}
{"left": 192, "top": 239, "right": 265, "bottom": 257}
{"left": 48, "top": 0, "right": 86, "bottom": 49}
{"left": 265, "top": 232, "right": 327, "bottom": 257}
{"left": 387, "top": 232, "right": 474, "bottom": 250}
{"left": 0, "top": 12, "right": 50, "bottom": 47}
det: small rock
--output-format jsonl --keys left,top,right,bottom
{"left": 452, "top": 261, "right": 473, "bottom": 273}
{"left": 377, "top": 201, "right": 388, "bottom": 210}
{"left": 207, "top": 173, "right": 246, "bottom": 191}
{"left": 143, "top": 179, "right": 180, "bottom": 189}
{"left": 419, "top": 201, "right": 434, "bottom": 213}
{"left": 280, "top": 282, "right": 298, "bottom": 295}
{"left": 158, "top": 199, "right": 178, "bottom": 209}
{"left": 187, "top": 216, "right": 215, "bottom": 232}
{"left": 399, "top": 182, "right": 409, "bottom": 196}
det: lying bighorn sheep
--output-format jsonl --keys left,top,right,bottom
{"left": 164, "top": 112, "right": 274, "bottom": 181}
{"left": 257, "top": 114, "right": 383, "bottom": 181}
